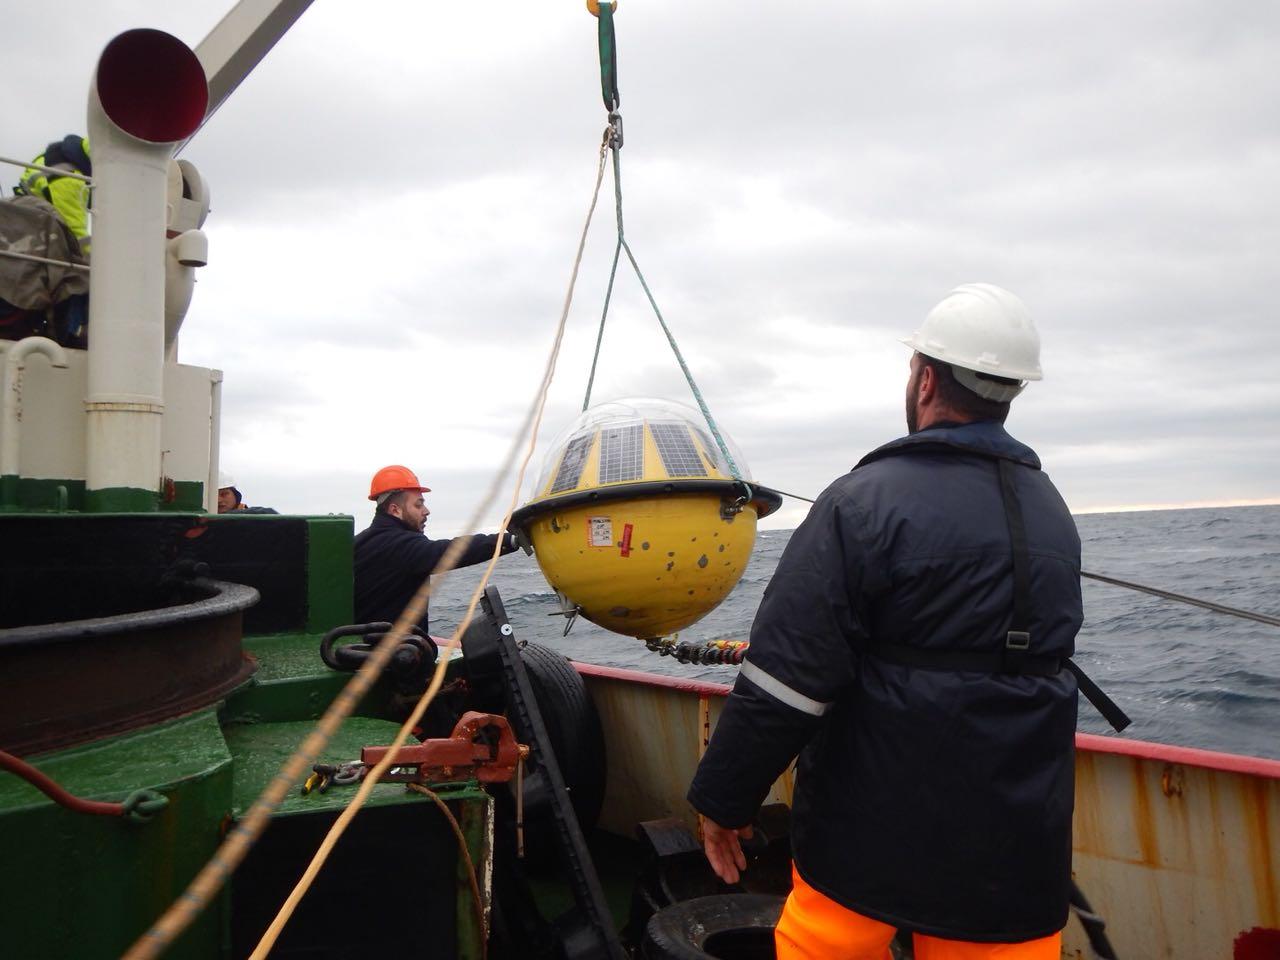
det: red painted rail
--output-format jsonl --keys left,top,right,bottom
{"left": 571, "top": 660, "right": 1280, "bottom": 780}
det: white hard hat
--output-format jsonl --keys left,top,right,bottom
{"left": 901, "top": 283, "right": 1042, "bottom": 403}
{"left": 218, "top": 472, "right": 236, "bottom": 490}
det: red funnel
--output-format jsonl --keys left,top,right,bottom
{"left": 96, "top": 29, "right": 208, "bottom": 144}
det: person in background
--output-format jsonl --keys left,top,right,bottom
{"left": 14, "top": 135, "right": 92, "bottom": 245}
{"left": 216, "top": 473, "right": 277, "bottom": 514}
{"left": 353, "top": 464, "right": 521, "bottom": 633}
{"left": 688, "top": 284, "right": 1090, "bottom": 959}
{"left": 4, "top": 135, "right": 91, "bottom": 345}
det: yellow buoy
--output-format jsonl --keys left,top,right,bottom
{"left": 512, "top": 398, "right": 781, "bottom": 639}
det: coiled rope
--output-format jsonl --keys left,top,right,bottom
{"left": 123, "top": 134, "right": 613, "bottom": 960}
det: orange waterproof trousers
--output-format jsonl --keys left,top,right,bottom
{"left": 775, "top": 868, "right": 1062, "bottom": 960}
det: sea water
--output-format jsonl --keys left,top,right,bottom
{"left": 431, "top": 504, "right": 1280, "bottom": 761}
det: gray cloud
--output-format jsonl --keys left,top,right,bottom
{"left": 5, "top": 0, "right": 1277, "bottom": 525}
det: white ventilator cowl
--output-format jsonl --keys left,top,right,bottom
{"left": 901, "top": 283, "right": 1042, "bottom": 402}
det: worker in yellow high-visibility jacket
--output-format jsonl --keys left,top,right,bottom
{"left": 14, "top": 135, "right": 91, "bottom": 244}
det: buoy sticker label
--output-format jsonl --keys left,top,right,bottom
{"left": 620, "top": 522, "right": 634, "bottom": 557}
{"left": 588, "top": 516, "right": 613, "bottom": 547}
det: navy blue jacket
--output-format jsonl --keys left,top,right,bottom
{"left": 688, "top": 421, "right": 1082, "bottom": 941}
{"left": 352, "top": 513, "right": 516, "bottom": 633}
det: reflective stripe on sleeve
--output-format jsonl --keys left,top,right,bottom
{"left": 739, "top": 661, "right": 832, "bottom": 717}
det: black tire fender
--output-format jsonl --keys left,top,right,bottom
{"left": 641, "top": 894, "right": 784, "bottom": 960}
{"left": 519, "top": 642, "right": 607, "bottom": 839}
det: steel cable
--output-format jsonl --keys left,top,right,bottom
{"left": 1080, "top": 570, "right": 1280, "bottom": 628}
{"left": 768, "top": 489, "right": 1278, "bottom": 630}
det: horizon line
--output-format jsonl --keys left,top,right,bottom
{"left": 1069, "top": 497, "right": 1280, "bottom": 516}
{"left": 755, "top": 497, "right": 1279, "bottom": 532}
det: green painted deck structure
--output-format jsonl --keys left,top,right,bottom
{"left": 0, "top": 512, "right": 492, "bottom": 959}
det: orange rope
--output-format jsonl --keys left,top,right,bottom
{"left": 409, "top": 783, "right": 488, "bottom": 956}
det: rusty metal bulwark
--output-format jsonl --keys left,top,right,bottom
{"left": 1070, "top": 748, "right": 1280, "bottom": 958}
{"left": 0, "top": 578, "right": 258, "bottom": 755}
{"left": 578, "top": 666, "right": 1280, "bottom": 959}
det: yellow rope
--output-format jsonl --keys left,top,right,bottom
{"left": 123, "top": 137, "right": 612, "bottom": 960}
{"left": 245, "top": 139, "right": 612, "bottom": 960}
{"left": 408, "top": 783, "right": 488, "bottom": 955}
{"left": 249, "top": 541, "right": 506, "bottom": 959}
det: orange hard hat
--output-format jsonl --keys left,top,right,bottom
{"left": 368, "top": 465, "right": 431, "bottom": 501}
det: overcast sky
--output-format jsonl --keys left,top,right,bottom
{"left": 5, "top": 1, "right": 1278, "bottom": 535}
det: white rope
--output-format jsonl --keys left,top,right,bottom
{"left": 245, "top": 142, "right": 613, "bottom": 960}
{"left": 125, "top": 143, "right": 611, "bottom": 960}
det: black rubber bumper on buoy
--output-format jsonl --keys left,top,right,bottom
{"left": 641, "top": 894, "right": 784, "bottom": 960}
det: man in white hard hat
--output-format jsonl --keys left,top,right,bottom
{"left": 216, "top": 473, "right": 242, "bottom": 513}
{"left": 216, "top": 473, "right": 276, "bottom": 514}
{"left": 689, "top": 284, "right": 1126, "bottom": 959}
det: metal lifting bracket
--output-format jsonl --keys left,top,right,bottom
{"left": 302, "top": 712, "right": 528, "bottom": 794}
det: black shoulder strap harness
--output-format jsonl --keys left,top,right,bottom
{"left": 872, "top": 458, "right": 1131, "bottom": 733}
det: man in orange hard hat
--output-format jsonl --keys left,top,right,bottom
{"left": 353, "top": 465, "right": 521, "bottom": 633}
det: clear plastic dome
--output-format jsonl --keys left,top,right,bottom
{"left": 531, "top": 397, "right": 751, "bottom": 499}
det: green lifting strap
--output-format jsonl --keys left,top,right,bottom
{"left": 597, "top": 4, "right": 620, "bottom": 112}
{"left": 581, "top": 4, "right": 745, "bottom": 486}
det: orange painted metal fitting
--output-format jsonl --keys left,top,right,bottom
{"left": 361, "top": 712, "right": 525, "bottom": 784}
